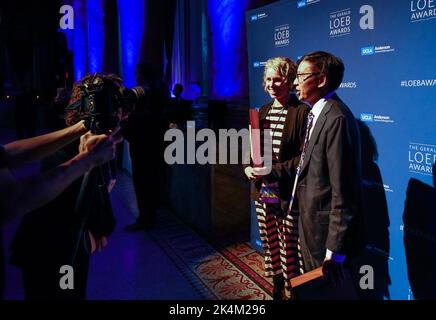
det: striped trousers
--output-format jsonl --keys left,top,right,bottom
{"left": 255, "top": 201, "right": 303, "bottom": 289}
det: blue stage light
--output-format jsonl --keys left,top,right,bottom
{"left": 87, "top": 0, "right": 104, "bottom": 73}
{"left": 72, "top": 0, "right": 88, "bottom": 80}
{"left": 117, "top": 0, "right": 145, "bottom": 87}
{"left": 208, "top": 0, "right": 249, "bottom": 98}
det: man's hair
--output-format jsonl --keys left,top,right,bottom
{"left": 65, "top": 73, "right": 123, "bottom": 126}
{"left": 263, "top": 57, "right": 296, "bottom": 92}
{"left": 173, "top": 83, "right": 183, "bottom": 92}
{"left": 297, "top": 51, "right": 344, "bottom": 93}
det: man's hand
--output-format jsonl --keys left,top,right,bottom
{"left": 322, "top": 258, "right": 345, "bottom": 286}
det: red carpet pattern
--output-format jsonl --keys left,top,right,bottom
{"left": 149, "top": 213, "right": 272, "bottom": 300}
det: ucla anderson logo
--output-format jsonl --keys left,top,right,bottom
{"left": 361, "top": 45, "right": 395, "bottom": 56}
{"left": 253, "top": 61, "right": 267, "bottom": 68}
{"left": 297, "top": 0, "right": 307, "bottom": 8}
{"left": 250, "top": 12, "right": 268, "bottom": 22}
{"left": 361, "top": 46, "right": 375, "bottom": 56}
{"left": 297, "top": 0, "right": 320, "bottom": 8}
{"left": 361, "top": 113, "right": 394, "bottom": 123}
{"left": 360, "top": 113, "right": 374, "bottom": 122}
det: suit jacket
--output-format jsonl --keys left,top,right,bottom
{"left": 166, "top": 97, "right": 193, "bottom": 128}
{"left": 297, "top": 94, "right": 364, "bottom": 271}
{"left": 246, "top": 94, "right": 309, "bottom": 202}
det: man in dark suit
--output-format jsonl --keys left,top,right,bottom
{"left": 123, "top": 62, "right": 169, "bottom": 231}
{"left": 167, "top": 83, "right": 192, "bottom": 130}
{"left": 293, "top": 51, "right": 364, "bottom": 285}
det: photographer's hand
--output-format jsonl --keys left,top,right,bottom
{"left": 3, "top": 120, "right": 88, "bottom": 168}
{"left": 86, "top": 231, "right": 108, "bottom": 254}
{"left": 2, "top": 128, "right": 123, "bottom": 222}
{"left": 79, "top": 126, "right": 123, "bottom": 167}
{"left": 107, "top": 178, "right": 117, "bottom": 193}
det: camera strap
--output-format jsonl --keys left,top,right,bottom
{"left": 65, "top": 100, "right": 81, "bottom": 111}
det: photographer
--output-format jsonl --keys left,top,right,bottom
{"left": 0, "top": 121, "right": 120, "bottom": 222}
{"left": 123, "top": 62, "right": 170, "bottom": 231}
{"left": 8, "top": 73, "right": 125, "bottom": 300}
{"left": 0, "top": 121, "right": 121, "bottom": 299}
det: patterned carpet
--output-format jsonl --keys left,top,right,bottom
{"left": 148, "top": 213, "right": 273, "bottom": 300}
{"left": 113, "top": 170, "right": 272, "bottom": 300}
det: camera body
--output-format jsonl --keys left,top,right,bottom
{"left": 66, "top": 73, "right": 146, "bottom": 134}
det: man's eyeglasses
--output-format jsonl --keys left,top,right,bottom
{"left": 296, "top": 72, "right": 321, "bottom": 83}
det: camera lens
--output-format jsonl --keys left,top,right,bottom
{"left": 130, "top": 86, "right": 146, "bottom": 99}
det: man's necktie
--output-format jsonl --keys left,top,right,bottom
{"left": 286, "top": 111, "right": 315, "bottom": 215}
{"left": 296, "top": 111, "right": 315, "bottom": 176}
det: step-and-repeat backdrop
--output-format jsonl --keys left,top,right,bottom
{"left": 246, "top": 0, "right": 436, "bottom": 300}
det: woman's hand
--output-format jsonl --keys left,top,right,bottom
{"left": 245, "top": 166, "right": 268, "bottom": 181}
{"left": 252, "top": 166, "right": 271, "bottom": 177}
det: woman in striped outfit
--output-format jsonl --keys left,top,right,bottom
{"left": 244, "top": 57, "right": 309, "bottom": 300}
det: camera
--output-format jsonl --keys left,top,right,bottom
{"left": 66, "top": 73, "right": 146, "bottom": 134}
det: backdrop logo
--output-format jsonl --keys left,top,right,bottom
{"left": 250, "top": 12, "right": 268, "bottom": 22}
{"left": 374, "top": 115, "right": 394, "bottom": 123}
{"left": 297, "top": 0, "right": 307, "bottom": 8}
{"left": 340, "top": 81, "right": 357, "bottom": 89}
{"left": 361, "top": 45, "right": 395, "bottom": 55}
{"left": 360, "top": 113, "right": 374, "bottom": 122}
{"left": 329, "top": 8, "right": 351, "bottom": 37}
{"left": 360, "top": 5, "right": 375, "bottom": 29}
{"left": 361, "top": 46, "right": 375, "bottom": 55}
{"left": 362, "top": 179, "right": 394, "bottom": 193}
{"left": 253, "top": 61, "right": 267, "bottom": 68}
{"left": 383, "top": 184, "right": 394, "bottom": 193}
{"left": 410, "top": 0, "right": 436, "bottom": 22}
{"left": 360, "top": 113, "right": 395, "bottom": 123}
{"left": 409, "top": 142, "right": 436, "bottom": 176}
{"left": 401, "top": 79, "right": 436, "bottom": 87}
{"left": 297, "top": 0, "right": 320, "bottom": 8}
{"left": 274, "top": 24, "right": 290, "bottom": 47}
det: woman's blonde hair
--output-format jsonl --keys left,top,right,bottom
{"left": 262, "top": 57, "right": 296, "bottom": 91}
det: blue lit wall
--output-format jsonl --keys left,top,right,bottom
{"left": 87, "top": 0, "right": 104, "bottom": 73}
{"left": 117, "top": 0, "right": 145, "bottom": 87}
{"left": 72, "top": 0, "right": 88, "bottom": 80}
{"left": 208, "top": 0, "right": 249, "bottom": 98}
{"left": 60, "top": 0, "right": 105, "bottom": 80}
